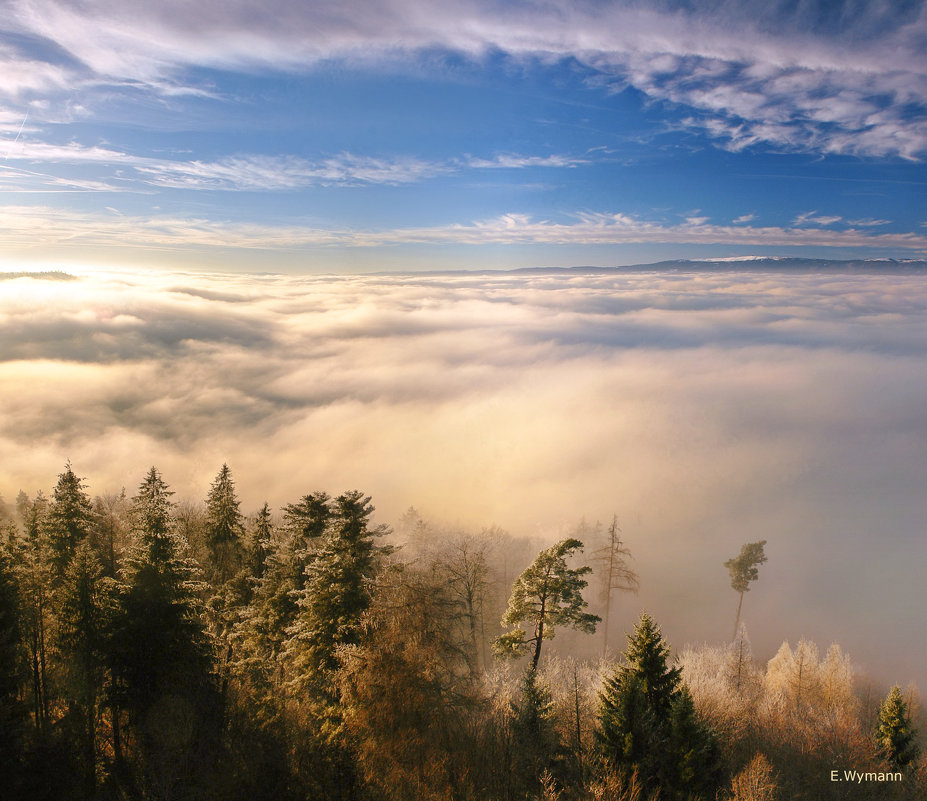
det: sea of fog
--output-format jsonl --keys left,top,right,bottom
{"left": 1, "top": 266, "right": 925, "bottom": 690}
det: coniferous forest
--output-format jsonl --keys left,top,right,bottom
{"left": 1, "top": 462, "right": 925, "bottom": 801}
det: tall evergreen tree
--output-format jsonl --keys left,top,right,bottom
{"left": 57, "top": 540, "right": 112, "bottom": 796}
{"left": 249, "top": 502, "right": 274, "bottom": 580}
{"left": 204, "top": 464, "right": 245, "bottom": 583}
{"left": 112, "top": 467, "right": 219, "bottom": 796}
{"left": 16, "top": 493, "right": 53, "bottom": 734}
{"left": 282, "top": 491, "right": 331, "bottom": 589}
{"left": 0, "top": 538, "right": 26, "bottom": 780}
{"left": 598, "top": 613, "right": 721, "bottom": 799}
{"left": 286, "top": 490, "right": 390, "bottom": 697}
{"left": 46, "top": 463, "right": 94, "bottom": 580}
{"left": 876, "top": 685, "right": 919, "bottom": 771}
{"left": 283, "top": 491, "right": 390, "bottom": 800}
{"left": 493, "top": 538, "right": 599, "bottom": 671}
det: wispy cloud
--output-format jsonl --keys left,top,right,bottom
{"left": 846, "top": 217, "right": 891, "bottom": 227}
{"left": 0, "top": 140, "right": 590, "bottom": 191}
{"left": 1, "top": 206, "right": 925, "bottom": 255}
{"left": 6, "top": 0, "right": 926, "bottom": 158}
{"left": 793, "top": 211, "right": 843, "bottom": 227}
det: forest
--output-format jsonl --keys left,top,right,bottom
{"left": 0, "top": 462, "right": 924, "bottom": 801}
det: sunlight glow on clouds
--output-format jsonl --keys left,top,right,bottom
{"left": 1, "top": 267, "right": 926, "bottom": 682}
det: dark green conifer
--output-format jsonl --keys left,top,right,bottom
{"left": 46, "top": 463, "right": 94, "bottom": 580}
{"left": 876, "top": 685, "right": 919, "bottom": 771}
{"left": 598, "top": 613, "right": 721, "bottom": 799}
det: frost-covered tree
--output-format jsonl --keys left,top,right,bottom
{"left": 248, "top": 502, "right": 274, "bottom": 580}
{"left": 286, "top": 492, "right": 389, "bottom": 687}
{"left": 493, "top": 538, "right": 599, "bottom": 671}
{"left": 204, "top": 463, "right": 245, "bottom": 583}
{"left": 724, "top": 540, "right": 767, "bottom": 641}
{"left": 112, "top": 467, "right": 218, "bottom": 791}
{"left": 876, "top": 685, "right": 919, "bottom": 770}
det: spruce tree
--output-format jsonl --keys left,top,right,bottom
{"left": 204, "top": 464, "right": 245, "bottom": 584}
{"left": 876, "top": 685, "right": 919, "bottom": 771}
{"left": 249, "top": 502, "right": 274, "bottom": 580}
{"left": 16, "top": 493, "right": 53, "bottom": 734}
{"left": 56, "top": 540, "right": 112, "bottom": 796}
{"left": 598, "top": 613, "right": 721, "bottom": 799}
{"left": 46, "top": 463, "right": 94, "bottom": 580}
{"left": 493, "top": 538, "right": 599, "bottom": 671}
{"left": 112, "top": 467, "right": 219, "bottom": 795}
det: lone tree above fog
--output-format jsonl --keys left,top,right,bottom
{"left": 724, "top": 540, "right": 767, "bottom": 641}
{"left": 493, "top": 537, "right": 599, "bottom": 671}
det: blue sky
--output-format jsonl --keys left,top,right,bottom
{"left": 1, "top": 0, "right": 926, "bottom": 271}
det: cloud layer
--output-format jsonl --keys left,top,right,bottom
{"left": 1, "top": 266, "right": 926, "bottom": 685}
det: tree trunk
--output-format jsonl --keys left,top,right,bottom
{"left": 731, "top": 590, "right": 744, "bottom": 642}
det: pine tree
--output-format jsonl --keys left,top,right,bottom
{"left": 204, "top": 464, "right": 245, "bottom": 583}
{"left": 876, "top": 685, "right": 919, "bottom": 770}
{"left": 46, "top": 463, "right": 94, "bottom": 580}
{"left": 493, "top": 538, "right": 599, "bottom": 671}
{"left": 724, "top": 541, "right": 767, "bottom": 641}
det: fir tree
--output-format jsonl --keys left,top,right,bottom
{"left": 876, "top": 685, "right": 919, "bottom": 771}
{"left": 493, "top": 538, "right": 599, "bottom": 671}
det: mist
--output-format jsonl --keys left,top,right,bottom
{"left": 2, "top": 265, "right": 925, "bottom": 688}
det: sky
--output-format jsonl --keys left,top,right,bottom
{"left": 1, "top": 0, "right": 926, "bottom": 270}
{"left": 3, "top": 267, "right": 927, "bottom": 689}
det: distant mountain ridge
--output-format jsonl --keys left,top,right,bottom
{"left": 510, "top": 257, "right": 927, "bottom": 275}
